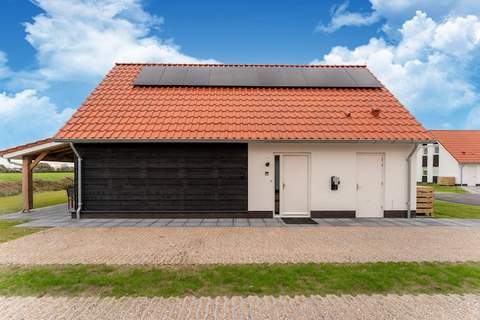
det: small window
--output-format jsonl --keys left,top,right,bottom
{"left": 433, "top": 176, "right": 438, "bottom": 184}
{"left": 434, "top": 144, "right": 439, "bottom": 154}
{"left": 422, "top": 168, "right": 428, "bottom": 176}
{"left": 433, "top": 154, "right": 439, "bottom": 167}
{"left": 423, "top": 146, "right": 428, "bottom": 155}
{"left": 422, "top": 156, "right": 428, "bottom": 167}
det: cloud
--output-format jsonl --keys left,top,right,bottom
{"left": 467, "top": 107, "right": 480, "bottom": 128}
{"left": 0, "top": 51, "right": 11, "bottom": 79}
{"left": 24, "top": 0, "right": 218, "bottom": 82}
{"left": 0, "top": 90, "right": 73, "bottom": 149}
{"left": 316, "top": 1, "right": 380, "bottom": 33}
{"left": 312, "top": 11, "right": 480, "bottom": 118}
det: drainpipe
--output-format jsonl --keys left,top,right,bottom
{"left": 70, "top": 143, "right": 82, "bottom": 220}
{"left": 460, "top": 164, "right": 465, "bottom": 186}
{"left": 406, "top": 143, "right": 419, "bottom": 219}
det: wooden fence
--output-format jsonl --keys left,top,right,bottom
{"left": 416, "top": 186, "right": 434, "bottom": 216}
{"left": 438, "top": 176, "right": 456, "bottom": 186}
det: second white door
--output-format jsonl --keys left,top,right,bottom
{"left": 280, "top": 155, "right": 309, "bottom": 217}
{"left": 356, "top": 153, "right": 384, "bottom": 218}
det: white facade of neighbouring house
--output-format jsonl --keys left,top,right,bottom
{"left": 249, "top": 143, "right": 417, "bottom": 218}
{"left": 417, "top": 130, "right": 480, "bottom": 186}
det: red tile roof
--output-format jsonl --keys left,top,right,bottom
{"left": 54, "top": 64, "right": 430, "bottom": 142}
{"left": 0, "top": 138, "right": 53, "bottom": 157}
{"left": 430, "top": 130, "right": 480, "bottom": 163}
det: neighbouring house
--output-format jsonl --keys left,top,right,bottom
{"left": 417, "top": 130, "right": 480, "bottom": 186}
{"left": 0, "top": 64, "right": 431, "bottom": 219}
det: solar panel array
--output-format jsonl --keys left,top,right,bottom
{"left": 133, "top": 66, "right": 383, "bottom": 88}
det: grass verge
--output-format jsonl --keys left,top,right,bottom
{"left": 0, "top": 190, "right": 67, "bottom": 215}
{"left": 0, "top": 262, "right": 479, "bottom": 298}
{"left": 0, "top": 172, "right": 73, "bottom": 182}
{"left": 435, "top": 200, "right": 480, "bottom": 219}
{"left": 0, "top": 220, "right": 45, "bottom": 243}
{"left": 418, "top": 183, "right": 469, "bottom": 194}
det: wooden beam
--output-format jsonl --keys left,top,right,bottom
{"left": 22, "top": 156, "right": 33, "bottom": 212}
{"left": 29, "top": 151, "right": 49, "bottom": 170}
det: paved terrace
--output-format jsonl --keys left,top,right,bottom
{"left": 3, "top": 204, "right": 480, "bottom": 228}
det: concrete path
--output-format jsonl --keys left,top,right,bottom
{"left": 1, "top": 226, "right": 479, "bottom": 265}
{"left": 0, "top": 294, "right": 478, "bottom": 320}
{"left": 3, "top": 204, "right": 480, "bottom": 228}
{"left": 436, "top": 193, "right": 480, "bottom": 206}
{"left": 463, "top": 186, "right": 480, "bottom": 194}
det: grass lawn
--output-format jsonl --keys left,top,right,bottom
{"left": 0, "top": 262, "right": 479, "bottom": 298}
{"left": 0, "top": 190, "right": 67, "bottom": 215}
{"left": 0, "top": 220, "right": 45, "bottom": 243}
{"left": 417, "top": 183, "right": 469, "bottom": 194}
{"left": 0, "top": 172, "right": 73, "bottom": 182}
{"left": 435, "top": 200, "right": 480, "bottom": 219}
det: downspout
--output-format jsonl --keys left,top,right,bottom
{"left": 69, "top": 143, "right": 82, "bottom": 220}
{"left": 460, "top": 164, "right": 465, "bottom": 186}
{"left": 407, "top": 143, "right": 419, "bottom": 219}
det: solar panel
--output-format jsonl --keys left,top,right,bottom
{"left": 133, "top": 66, "right": 383, "bottom": 88}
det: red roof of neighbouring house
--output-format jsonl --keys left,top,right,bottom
{"left": 430, "top": 130, "right": 480, "bottom": 163}
{"left": 54, "top": 63, "right": 430, "bottom": 141}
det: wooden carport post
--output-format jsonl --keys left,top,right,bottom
{"left": 22, "top": 156, "right": 33, "bottom": 212}
{"left": 22, "top": 151, "right": 49, "bottom": 212}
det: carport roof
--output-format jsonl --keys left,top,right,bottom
{"left": 430, "top": 130, "right": 480, "bottom": 164}
{"left": 53, "top": 63, "right": 431, "bottom": 142}
{"left": 0, "top": 138, "right": 73, "bottom": 161}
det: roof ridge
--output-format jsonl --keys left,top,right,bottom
{"left": 115, "top": 63, "right": 368, "bottom": 68}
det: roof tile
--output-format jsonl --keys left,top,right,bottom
{"left": 54, "top": 64, "right": 430, "bottom": 141}
{"left": 430, "top": 130, "right": 480, "bottom": 163}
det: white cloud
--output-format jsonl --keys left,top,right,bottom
{"left": 0, "top": 90, "right": 73, "bottom": 149}
{"left": 24, "top": 0, "right": 217, "bottom": 81}
{"left": 0, "top": 51, "right": 10, "bottom": 79}
{"left": 313, "top": 11, "right": 480, "bottom": 116}
{"left": 316, "top": 1, "right": 380, "bottom": 33}
{"left": 467, "top": 107, "right": 480, "bottom": 128}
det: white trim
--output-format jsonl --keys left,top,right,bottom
{"left": 2, "top": 142, "right": 66, "bottom": 159}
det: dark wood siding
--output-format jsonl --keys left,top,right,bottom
{"left": 74, "top": 143, "right": 248, "bottom": 213}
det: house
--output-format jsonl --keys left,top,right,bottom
{"left": 417, "top": 130, "right": 480, "bottom": 186}
{"left": 0, "top": 64, "right": 431, "bottom": 219}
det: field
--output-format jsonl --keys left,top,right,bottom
{"left": 417, "top": 183, "right": 468, "bottom": 194}
{"left": 435, "top": 200, "right": 480, "bottom": 219}
{"left": 0, "top": 190, "right": 67, "bottom": 215}
{"left": 0, "top": 172, "right": 73, "bottom": 182}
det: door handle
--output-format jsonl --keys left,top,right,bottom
{"left": 282, "top": 182, "right": 286, "bottom": 190}
{"left": 356, "top": 184, "right": 359, "bottom": 191}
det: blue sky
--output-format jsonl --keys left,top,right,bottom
{"left": 0, "top": 0, "right": 480, "bottom": 150}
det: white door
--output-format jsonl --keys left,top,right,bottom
{"left": 356, "top": 153, "right": 384, "bottom": 218}
{"left": 280, "top": 155, "right": 309, "bottom": 217}
{"left": 463, "top": 165, "right": 478, "bottom": 186}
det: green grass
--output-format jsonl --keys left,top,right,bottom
{"left": 0, "top": 190, "right": 67, "bottom": 215}
{"left": 0, "top": 172, "right": 73, "bottom": 182}
{"left": 0, "top": 220, "right": 45, "bottom": 243}
{"left": 435, "top": 200, "right": 480, "bottom": 219}
{"left": 418, "top": 183, "right": 469, "bottom": 194}
{"left": 0, "top": 262, "right": 479, "bottom": 297}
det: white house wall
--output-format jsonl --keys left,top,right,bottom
{"left": 462, "top": 164, "right": 480, "bottom": 186}
{"left": 438, "top": 144, "right": 461, "bottom": 182}
{"left": 248, "top": 143, "right": 417, "bottom": 216}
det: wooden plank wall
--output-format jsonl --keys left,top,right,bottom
{"left": 74, "top": 143, "right": 248, "bottom": 212}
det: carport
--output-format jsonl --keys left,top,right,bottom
{"left": 0, "top": 138, "right": 74, "bottom": 212}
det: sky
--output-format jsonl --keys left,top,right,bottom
{"left": 0, "top": 0, "right": 480, "bottom": 151}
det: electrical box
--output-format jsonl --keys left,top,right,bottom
{"left": 331, "top": 176, "right": 340, "bottom": 190}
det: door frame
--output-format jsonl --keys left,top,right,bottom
{"left": 355, "top": 152, "right": 385, "bottom": 218}
{"left": 273, "top": 152, "right": 311, "bottom": 218}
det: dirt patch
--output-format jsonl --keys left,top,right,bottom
{"left": 0, "top": 177, "right": 73, "bottom": 197}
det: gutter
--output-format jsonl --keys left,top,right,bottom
{"left": 69, "top": 143, "right": 82, "bottom": 220}
{"left": 406, "top": 143, "right": 419, "bottom": 219}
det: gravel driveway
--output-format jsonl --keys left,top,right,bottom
{"left": 0, "top": 294, "right": 478, "bottom": 320}
{"left": 0, "top": 226, "right": 479, "bottom": 265}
